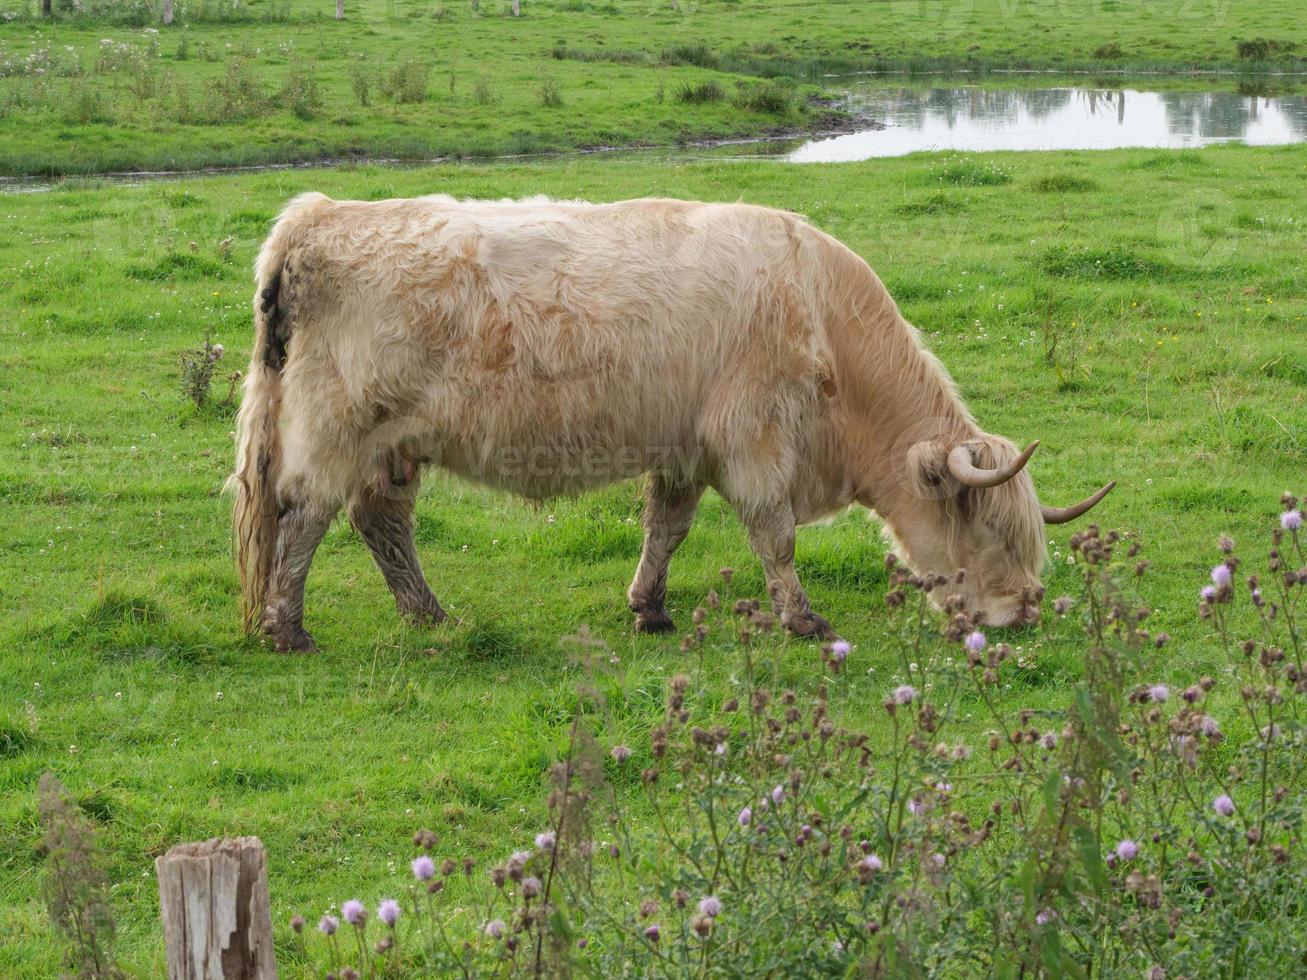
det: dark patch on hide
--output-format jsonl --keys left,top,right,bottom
{"left": 261, "top": 269, "right": 289, "bottom": 371}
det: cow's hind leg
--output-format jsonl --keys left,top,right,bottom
{"left": 738, "top": 500, "right": 837, "bottom": 640}
{"left": 628, "top": 476, "right": 704, "bottom": 634}
{"left": 263, "top": 502, "right": 335, "bottom": 653}
{"left": 348, "top": 483, "right": 446, "bottom": 627}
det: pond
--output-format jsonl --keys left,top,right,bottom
{"left": 788, "top": 79, "right": 1307, "bottom": 161}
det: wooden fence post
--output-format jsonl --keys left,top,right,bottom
{"left": 156, "top": 837, "right": 278, "bottom": 979}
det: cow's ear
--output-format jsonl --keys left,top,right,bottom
{"left": 905, "top": 440, "right": 953, "bottom": 499}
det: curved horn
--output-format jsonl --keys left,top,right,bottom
{"left": 946, "top": 440, "right": 1039, "bottom": 489}
{"left": 1041, "top": 481, "right": 1116, "bottom": 524}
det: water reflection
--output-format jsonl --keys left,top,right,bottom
{"left": 790, "top": 84, "right": 1307, "bottom": 161}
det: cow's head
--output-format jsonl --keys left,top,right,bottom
{"left": 884, "top": 435, "right": 1113, "bottom": 626}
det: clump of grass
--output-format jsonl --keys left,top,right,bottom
{"left": 537, "top": 78, "right": 563, "bottom": 108}
{"left": 1093, "top": 41, "right": 1123, "bottom": 59}
{"left": 660, "top": 42, "right": 718, "bottom": 68}
{"left": 931, "top": 154, "right": 1012, "bottom": 186}
{"left": 350, "top": 59, "right": 371, "bottom": 106}
{"left": 380, "top": 57, "right": 431, "bottom": 104}
{"left": 1236, "top": 38, "right": 1298, "bottom": 60}
{"left": 1039, "top": 243, "right": 1166, "bottom": 279}
{"left": 675, "top": 80, "right": 724, "bottom": 104}
{"left": 733, "top": 80, "right": 791, "bottom": 114}
{"left": 39, "top": 772, "right": 123, "bottom": 980}
{"left": 894, "top": 191, "right": 966, "bottom": 216}
{"left": 1030, "top": 173, "right": 1100, "bottom": 193}
{"left": 279, "top": 55, "right": 322, "bottom": 120}
{"left": 471, "top": 74, "right": 497, "bottom": 105}
{"left": 206, "top": 58, "right": 270, "bottom": 120}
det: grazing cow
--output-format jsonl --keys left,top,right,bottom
{"left": 230, "top": 193, "right": 1112, "bottom": 652}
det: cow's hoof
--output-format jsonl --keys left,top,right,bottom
{"left": 634, "top": 609, "right": 676, "bottom": 634}
{"left": 783, "top": 611, "right": 837, "bottom": 640}
{"left": 402, "top": 600, "right": 447, "bottom": 628}
{"left": 272, "top": 627, "right": 318, "bottom": 654}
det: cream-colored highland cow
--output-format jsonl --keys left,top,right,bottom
{"left": 231, "top": 193, "right": 1112, "bottom": 652}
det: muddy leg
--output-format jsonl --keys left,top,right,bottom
{"left": 349, "top": 485, "right": 446, "bottom": 627}
{"left": 739, "top": 500, "right": 836, "bottom": 640}
{"left": 262, "top": 504, "right": 333, "bottom": 653}
{"left": 628, "top": 477, "right": 704, "bottom": 634}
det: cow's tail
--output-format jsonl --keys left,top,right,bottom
{"left": 227, "top": 192, "right": 327, "bottom": 635}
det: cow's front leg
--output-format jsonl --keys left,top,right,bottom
{"left": 740, "top": 501, "right": 837, "bottom": 640}
{"left": 628, "top": 476, "right": 704, "bottom": 634}
{"left": 263, "top": 503, "right": 334, "bottom": 653}
{"left": 349, "top": 484, "right": 446, "bottom": 627}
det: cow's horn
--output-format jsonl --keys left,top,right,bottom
{"left": 1040, "top": 481, "right": 1116, "bottom": 524}
{"left": 946, "top": 440, "right": 1038, "bottom": 489}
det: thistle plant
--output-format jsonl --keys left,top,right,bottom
{"left": 290, "top": 492, "right": 1307, "bottom": 978}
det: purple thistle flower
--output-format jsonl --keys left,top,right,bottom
{"left": 1148, "top": 684, "right": 1170, "bottom": 703}
{"left": 1200, "top": 585, "right": 1216, "bottom": 602}
{"left": 1211, "top": 564, "right": 1232, "bottom": 588}
{"left": 1036, "top": 909, "right": 1055, "bottom": 926}
{"left": 1052, "top": 596, "right": 1073, "bottom": 615}
{"left": 1200, "top": 715, "right": 1221, "bottom": 738}
{"left": 908, "top": 798, "right": 925, "bottom": 816}
{"left": 830, "top": 639, "right": 850, "bottom": 663}
{"left": 892, "top": 685, "right": 917, "bottom": 705}
{"left": 859, "top": 854, "right": 882, "bottom": 873}
{"left": 484, "top": 919, "right": 505, "bottom": 939}
{"left": 610, "top": 744, "right": 632, "bottom": 762}
{"left": 411, "top": 855, "right": 435, "bottom": 881}
{"left": 770, "top": 784, "right": 785, "bottom": 804}
{"left": 341, "top": 900, "right": 366, "bottom": 927}
{"left": 737, "top": 806, "right": 752, "bottom": 827}
{"left": 1212, "top": 794, "right": 1235, "bottom": 817}
{"left": 535, "top": 832, "right": 556, "bottom": 851}
{"left": 697, "top": 896, "right": 722, "bottom": 918}
{"left": 1283, "top": 510, "right": 1303, "bottom": 532}
{"left": 521, "top": 877, "right": 542, "bottom": 898}
{"left": 1115, "top": 839, "right": 1139, "bottom": 862}
{"left": 644, "top": 924, "right": 660, "bottom": 943}
{"left": 964, "top": 630, "right": 987, "bottom": 654}
{"left": 378, "top": 899, "right": 401, "bottom": 927}
{"left": 318, "top": 914, "right": 339, "bottom": 936}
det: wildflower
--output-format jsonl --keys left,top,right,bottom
{"left": 892, "top": 685, "right": 917, "bottom": 705}
{"left": 484, "top": 919, "right": 505, "bottom": 939}
{"left": 1200, "top": 585, "right": 1216, "bottom": 602}
{"left": 1213, "top": 794, "right": 1235, "bottom": 817}
{"left": 378, "top": 899, "right": 400, "bottom": 927}
{"left": 610, "top": 744, "right": 632, "bottom": 762}
{"left": 830, "top": 639, "right": 850, "bottom": 663}
{"left": 411, "top": 855, "right": 435, "bottom": 881}
{"left": 1052, "top": 596, "right": 1073, "bottom": 615}
{"left": 698, "top": 896, "right": 722, "bottom": 918}
{"left": 342, "top": 900, "right": 366, "bottom": 927}
{"left": 1035, "top": 909, "right": 1054, "bottom": 926}
{"left": 521, "top": 877, "right": 542, "bottom": 898}
{"left": 318, "top": 914, "right": 339, "bottom": 936}
{"left": 964, "top": 630, "right": 987, "bottom": 654}
{"left": 1200, "top": 715, "right": 1221, "bottom": 738}
{"left": 1283, "top": 510, "right": 1303, "bottom": 532}
{"left": 771, "top": 784, "right": 785, "bottom": 804}
{"left": 644, "top": 923, "right": 660, "bottom": 943}
{"left": 737, "top": 806, "right": 752, "bottom": 827}
{"left": 908, "top": 798, "right": 924, "bottom": 816}
{"left": 1148, "top": 684, "right": 1170, "bottom": 703}
{"left": 1115, "top": 839, "right": 1139, "bottom": 861}
{"left": 1211, "top": 564, "right": 1232, "bottom": 588}
{"left": 1041, "top": 732, "right": 1057, "bottom": 750}
{"left": 535, "top": 832, "right": 556, "bottom": 851}
{"left": 291, "top": 914, "right": 305, "bottom": 934}
{"left": 859, "top": 854, "right": 882, "bottom": 872}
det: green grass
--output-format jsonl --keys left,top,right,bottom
{"left": 0, "top": 0, "right": 1305, "bottom": 174}
{"left": 0, "top": 144, "right": 1304, "bottom": 973}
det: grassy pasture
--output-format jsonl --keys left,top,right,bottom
{"left": 0, "top": 0, "right": 1305, "bottom": 174}
{"left": 0, "top": 144, "right": 1303, "bottom": 973}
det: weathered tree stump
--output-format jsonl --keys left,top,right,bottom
{"left": 156, "top": 837, "right": 278, "bottom": 980}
